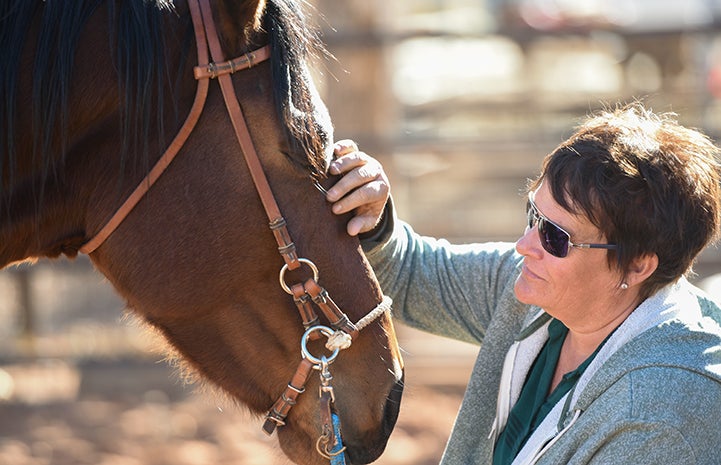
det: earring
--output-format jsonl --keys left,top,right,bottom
{"left": 620, "top": 282, "right": 629, "bottom": 290}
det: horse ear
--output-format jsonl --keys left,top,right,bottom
{"left": 214, "top": 0, "right": 266, "bottom": 54}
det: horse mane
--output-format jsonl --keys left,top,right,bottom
{"left": 0, "top": 0, "right": 329, "bottom": 201}
{"left": 264, "top": 0, "right": 330, "bottom": 176}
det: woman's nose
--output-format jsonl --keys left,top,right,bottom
{"left": 515, "top": 224, "right": 540, "bottom": 258}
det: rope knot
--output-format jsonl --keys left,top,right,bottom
{"left": 325, "top": 330, "right": 353, "bottom": 351}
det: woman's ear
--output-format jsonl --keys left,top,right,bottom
{"left": 625, "top": 253, "right": 659, "bottom": 287}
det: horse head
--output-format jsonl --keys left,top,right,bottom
{"left": 0, "top": 1, "right": 404, "bottom": 463}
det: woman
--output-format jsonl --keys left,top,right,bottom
{"left": 326, "top": 104, "right": 721, "bottom": 464}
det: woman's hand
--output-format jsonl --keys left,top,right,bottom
{"left": 326, "top": 139, "right": 390, "bottom": 236}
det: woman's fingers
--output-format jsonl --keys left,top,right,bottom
{"left": 333, "top": 139, "right": 358, "bottom": 158}
{"left": 327, "top": 140, "right": 391, "bottom": 236}
{"left": 327, "top": 155, "right": 385, "bottom": 201}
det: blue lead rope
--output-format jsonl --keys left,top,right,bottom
{"left": 330, "top": 413, "right": 346, "bottom": 465}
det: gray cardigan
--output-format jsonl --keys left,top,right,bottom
{"left": 363, "top": 210, "right": 721, "bottom": 464}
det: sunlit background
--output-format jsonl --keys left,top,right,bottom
{"left": 2, "top": 1, "right": 720, "bottom": 464}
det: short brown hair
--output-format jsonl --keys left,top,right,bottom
{"left": 529, "top": 103, "right": 721, "bottom": 301}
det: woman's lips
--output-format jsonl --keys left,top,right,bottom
{"left": 521, "top": 263, "right": 543, "bottom": 281}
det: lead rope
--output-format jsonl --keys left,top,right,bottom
{"left": 315, "top": 355, "right": 346, "bottom": 463}
{"left": 328, "top": 413, "right": 346, "bottom": 465}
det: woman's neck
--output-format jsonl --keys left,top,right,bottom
{"left": 549, "top": 298, "right": 639, "bottom": 393}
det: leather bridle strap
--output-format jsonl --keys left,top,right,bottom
{"left": 194, "top": 0, "right": 301, "bottom": 269}
{"left": 79, "top": 0, "right": 275, "bottom": 258}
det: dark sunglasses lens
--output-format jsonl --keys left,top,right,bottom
{"left": 527, "top": 199, "right": 570, "bottom": 257}
{"left": 538, "top": 218, "right": 569, "bottom": 257}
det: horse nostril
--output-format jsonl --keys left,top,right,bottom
{"left": 345, "top": 372, "right": 405, "bottom": 464}
{"left": 383, "top": 374, "right": 405, "bottom": 433}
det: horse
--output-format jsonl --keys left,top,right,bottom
{"left": 0, "top": 1, "right": 404, "bottom": 464}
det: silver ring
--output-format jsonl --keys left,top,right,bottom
{"left": 279, "top": 258, "right": 319, "bottom": 294}
{"left": 301, "top": 326, "right": 339, "bottom": 365}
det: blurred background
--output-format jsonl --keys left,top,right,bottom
{"left": 2, "top": 1, "right": 721, "bottom": 464}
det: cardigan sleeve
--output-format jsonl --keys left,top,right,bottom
{"left": 361, "top": 199, "right": 524, "bottom": 345}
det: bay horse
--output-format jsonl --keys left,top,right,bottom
{"left": 0, "top": 0, "right": 404, "bottom": 464}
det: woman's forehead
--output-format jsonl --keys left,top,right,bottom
{"left": 534, "top": 183, "right": 605, "bottom": 238}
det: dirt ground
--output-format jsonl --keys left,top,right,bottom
{"left": 0, "top": 357, "right": 468, "bottom": 465}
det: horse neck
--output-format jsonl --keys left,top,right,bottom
{"left": 0, "top": 4, "right": 113, "bottom": 265}
{"left": 0, "top": 1, "right": 197, "bottom": 267}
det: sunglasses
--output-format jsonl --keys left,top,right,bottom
{"left": 526, "top": 192, "right": 617, "bottom": 258}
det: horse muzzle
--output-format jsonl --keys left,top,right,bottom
{"left": 343, "top": 374, "right": 405, "bottom": 464}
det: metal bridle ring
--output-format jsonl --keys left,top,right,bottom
{"left": 301, "top": 326, "right": 339, "bottom": 365}
{"left": 279, "top": 258, "right": 319, "bottom": 295}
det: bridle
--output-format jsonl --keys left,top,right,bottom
{"left": 78, "top": 0, "right": 393, "bottom": 460}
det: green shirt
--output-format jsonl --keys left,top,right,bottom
{"left": 493, "top": 319, "right": 601, "bottom": 465}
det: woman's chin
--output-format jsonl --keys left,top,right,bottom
{"left": 514, "top": 274, "right": 541, "bottom": 307}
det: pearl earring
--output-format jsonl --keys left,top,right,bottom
{"left": 620, "top": 283, "right": 629, "bottom": 290}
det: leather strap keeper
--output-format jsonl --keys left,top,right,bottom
{"left": 263, "top": 357, "right": 315, "bottom": 435}
{"left": 304, "top": 279, "right": 359, "bottom": 339}
{"left": 291, "top": 283, "right": 321, "bottom": 333}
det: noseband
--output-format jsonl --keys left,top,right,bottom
{"left": 79, "top": 0, "right": 392, "bottom": 459}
